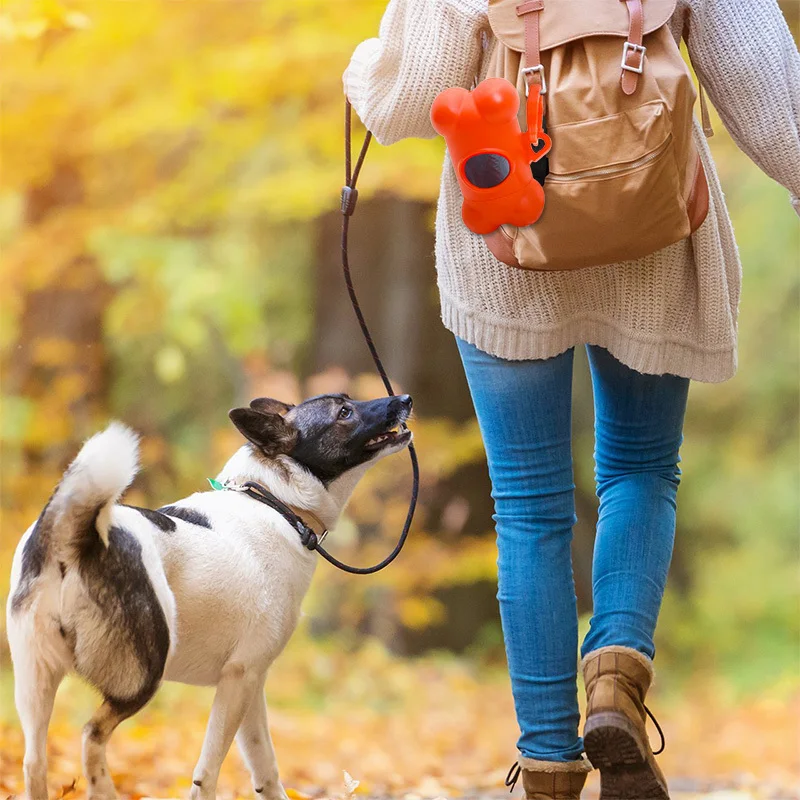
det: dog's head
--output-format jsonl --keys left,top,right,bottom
{"left": 229, "top": 393, "right": 413, "bottom": 486}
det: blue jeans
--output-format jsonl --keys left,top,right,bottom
{"left": 455, "top": 337, "right": 690, "bottom": 763}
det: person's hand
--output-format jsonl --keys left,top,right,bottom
{"left": 342, "top": 65, "right": 353, "bottom": 99}
{"left": 342, "top": 38, "right": 382, "bottom": 100}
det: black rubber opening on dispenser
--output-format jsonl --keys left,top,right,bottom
{"left": 464, "top": 153, "right": 511, "bottom": 188}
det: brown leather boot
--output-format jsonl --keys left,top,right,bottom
{"left": 582, "top": 646, "right": 669, "bottom": 800}
{"left": 506, "top": 755, "right": 592, "bottom": 800}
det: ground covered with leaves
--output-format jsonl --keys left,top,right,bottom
{"left": 1, "top": 630, "right": 798, "bottom": 800}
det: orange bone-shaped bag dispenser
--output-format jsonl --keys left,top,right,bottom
{"left": 431, "top": 78, "right": 551, "bottom": 235}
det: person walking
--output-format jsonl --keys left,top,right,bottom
{"left": 344, "top": 1, "right": 800, "bottom": 797}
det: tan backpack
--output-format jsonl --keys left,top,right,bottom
{"left": 482, "top": 0, "right": 710, "bottom": 270}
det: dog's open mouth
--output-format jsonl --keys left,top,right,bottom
{"left": 364, "top": 423, "right": 412, "bottom": 451}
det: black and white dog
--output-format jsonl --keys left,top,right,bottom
{"left": 7, "top": 393, "right": 413, "bottom": 800}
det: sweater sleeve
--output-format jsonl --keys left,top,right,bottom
{"left": 684, "top": 0, "right": 800, "bottom": 216}
{"left": 342, "top": 0, "right": 489, "bottom": 145}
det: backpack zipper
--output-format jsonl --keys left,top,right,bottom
{"left": 546, "top": 134, "right": 672, "bottom": 182}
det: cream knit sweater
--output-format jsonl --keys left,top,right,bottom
{"left": 343, "top": 0, "right": 800, "bottom": 383}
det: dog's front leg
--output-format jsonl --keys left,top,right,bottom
{"left": 191, "top": 662, "right": 259, "bottom": 800}
{"left": 235, "top": 681, "right": 288, "bottom": 800}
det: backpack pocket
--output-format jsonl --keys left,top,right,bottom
{"left": 500, "top": 101, "right": 691, "bottom": 270}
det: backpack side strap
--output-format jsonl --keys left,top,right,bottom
{"left": 516, "top": 0, "right": 546, "bottom": 94}
{"left": 621, "top": 0, "right": 646, "bottom": 95}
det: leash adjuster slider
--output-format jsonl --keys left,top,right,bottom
{"left": 341, "top": 185, "right": 359, "bottom": 216}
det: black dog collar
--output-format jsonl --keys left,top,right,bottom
{"left": 210, "top": 478, "right": 328, "bottom": 551}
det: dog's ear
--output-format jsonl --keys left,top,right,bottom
{"left": 249, "top": 397, "right": 294, "bottom": 416}
{"left": 229, "top": 408, "right": 298, "bottom": 457}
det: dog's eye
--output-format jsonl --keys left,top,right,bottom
{"left": 339, "top": 406, "right": 352, "bottom": 420}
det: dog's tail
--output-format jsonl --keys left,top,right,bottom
{"left": 47, "top": 422, "right": 140, "bottom": 560}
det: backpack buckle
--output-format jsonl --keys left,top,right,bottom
{"left": 621, "top": 42, "right": 646, "bottom": 74}
{"left": 522, "top": 65, "right": 547, "bottom": 96}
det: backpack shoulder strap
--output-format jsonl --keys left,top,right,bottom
{"left": 698, "top": 82, "right": 714, "bottom": 137}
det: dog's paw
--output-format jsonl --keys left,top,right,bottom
{"left": 190, "top": 779, "right": 216, "bottom": 800}
{"left": 22, "top": 778, "right": 50, "bottom": 800}
{"left": 22, "top": 769, "right": 49, "bottom": 800}
{"left": 254, "top": 787, "right": 289, "bottom": 800}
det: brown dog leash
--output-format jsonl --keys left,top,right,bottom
{"left": 311, "top": 101, "right": 419, "bottom": 575}
{"left": 216, "top": 105, "right": 418, "bottom": 575}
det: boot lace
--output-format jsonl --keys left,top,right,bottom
{"left": 644, "top": 703, "right": 666, "bottom": 756}
{"left": 505, "top": 762, "right": 521, "bottom": 793}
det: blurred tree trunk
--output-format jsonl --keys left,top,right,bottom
{"left": 5, "top": 163, "right": 111, "bottom": 472}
